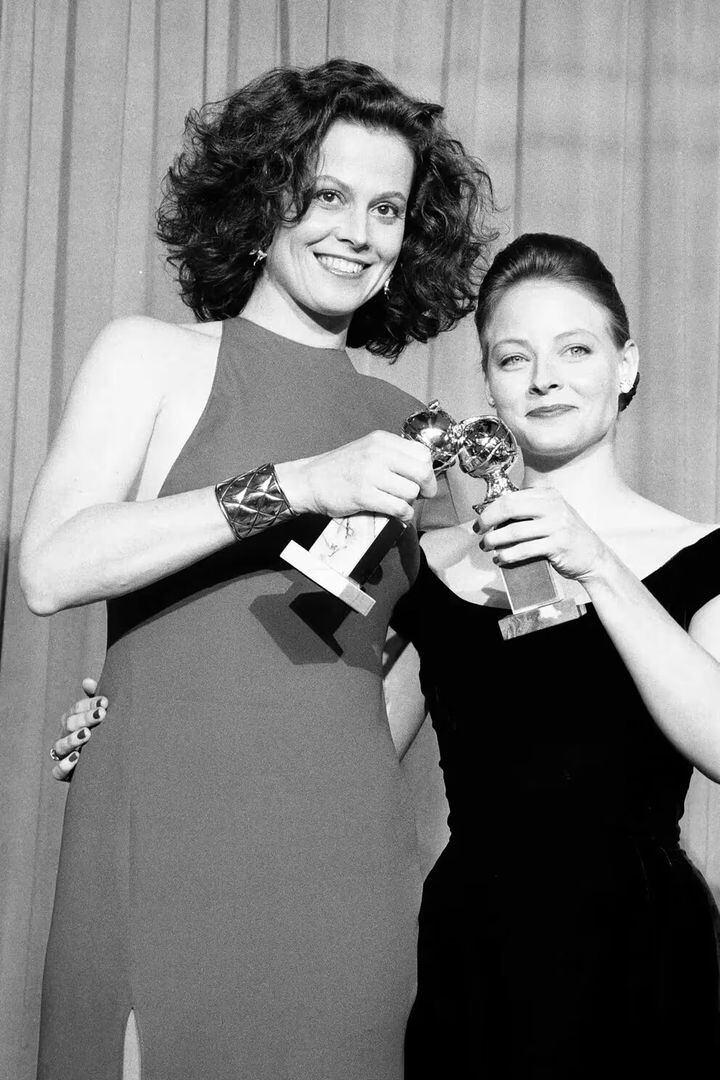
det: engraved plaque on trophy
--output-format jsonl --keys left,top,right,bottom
{"left": 458, "top": 415, "right": 585, "bottom": 640}
{"left": 281, "top": 401, "right": 463, "bottom": 616}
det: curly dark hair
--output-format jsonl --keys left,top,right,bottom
{"left": 157, "top": 58, "right": 497, "bottom": 359}
{"left": 474, "top": 233, "right": 639, "bottom": 411}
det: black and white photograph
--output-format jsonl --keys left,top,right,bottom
{"left": 2, "top": 2, "right": 720, "bottom": 1077}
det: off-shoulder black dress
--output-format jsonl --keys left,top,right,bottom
{"left": 394, "top": 531, "right": 720, "bottom": 1079}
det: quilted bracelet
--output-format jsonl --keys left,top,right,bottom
{"left": 215, "top": 462, "right": 297, "bottom": 541}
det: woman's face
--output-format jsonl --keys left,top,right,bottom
{"left": 261, "top": 120, "right": 415, "bottom": 331}
{"left": 482, "top": 279, "right": 637, "bottom": 464}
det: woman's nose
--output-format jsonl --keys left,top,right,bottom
{"left": 336, "top": 206, "right": 369, "bottom": 249}
{"left": 530, "top": 355, "right": 562, "bottom": 392}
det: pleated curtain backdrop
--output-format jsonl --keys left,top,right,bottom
{"left": 1, "top": 2, "right": 719, "bottom": 1076}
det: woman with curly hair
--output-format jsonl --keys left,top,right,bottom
{"left": 21, "top": 59, "right": 494, "bottom": 1080}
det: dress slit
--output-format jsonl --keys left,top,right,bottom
{"left": 122, "top": 1009, "right": 141, "bottom": 1080}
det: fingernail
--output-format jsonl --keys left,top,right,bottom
{"left": 93, "top": 708, "right": 104, "bottom": 719}
{"left": 68, "top": 752, "right": 79, "bottom": 763}
{"left": 76, "top": 728, "right": 89, "bottom": 741}
{"left": 96, "top": 697, "right": 107, "bottom": 708}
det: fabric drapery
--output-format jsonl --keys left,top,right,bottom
{"left": 2, "top": 3, "right": 719, "bottom": 1076}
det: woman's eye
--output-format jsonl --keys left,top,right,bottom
{"left": 498, "top": 354, "right": 528, "bottom": 368}
{"left": 373, "top": 203, "right": 401, "bottom": 220}
{"left": 567, "top": 344, "right": 590, "bottom": 358}
{"left": 313, "top": 189, "right": 341, "bottom": 206}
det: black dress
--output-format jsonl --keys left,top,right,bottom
{"left": 394, "top": 532, "right": 720, "bottom": 1079}
{"left": 37, "top": 318, "right": 424, "bottom": 1080}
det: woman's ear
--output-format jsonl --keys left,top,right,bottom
{"left": 618, "top": 339, "right": 639, "bottom": 394}
{"left": 482, "top": 362, "right": 496, "bottom": 410}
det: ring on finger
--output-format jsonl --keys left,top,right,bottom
{"left": 49, "top": 746, "right": 60, "bottom": 761}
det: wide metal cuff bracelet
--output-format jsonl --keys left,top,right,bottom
{"left": 215, "top": 463, "right": 297, "bottom": 541}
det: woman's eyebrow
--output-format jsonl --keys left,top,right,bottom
{"left": 490, "top": 336, "right": 533, "bottom": 352}
{"left": 555, "top": 328, "right": 601, "bottom": 342}
{"left": 314, "top": 174, "right": 408, "bottom": 203}
{"left": 313, "top": 173, "right": 348, "bottom": 189}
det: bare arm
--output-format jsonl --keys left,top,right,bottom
{"left": 19, "top": 318, "right": 236, "bottom": 612}
{"left": 20, "top": 318, "right": 436, "bottom": 615}
{"left": 383, "top": 633, "right": 427, "bottom": 758}
{"left": 480, "top": 489, "right": 720, "bottom": 782}
{"left": 580, "top": 551, "right": 720, "bottom": 782}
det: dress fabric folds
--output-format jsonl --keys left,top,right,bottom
{"left": 37, "top": 318, "right": 423, "bottom": 1080}
{"left": 394, "top": 535, "right": 720, "bottom": 1079}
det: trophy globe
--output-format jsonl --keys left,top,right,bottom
{"left": 402, "top": 400, "right": 463, "bottom": 475}
{"left": 281, "top": 400, "right": 462, "bottom": 616}
{"left": 457, "top": 415, "right": 519, "bottom": 510}
{"left": 456, "top": 414, "right": 586, "bottom": 640}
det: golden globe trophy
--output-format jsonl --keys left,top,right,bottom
{"left": 458, "top": 415, "right": 585, "bottom": 640}
{"left": 281, "top": 402, "right": 463, "bottom": 615}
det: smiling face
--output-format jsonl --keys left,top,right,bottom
{"left": 483, "top": 279, "right": 638, "bottom": 465}
{"left": 254, "top": 119, "right": 415, "bottom": 341}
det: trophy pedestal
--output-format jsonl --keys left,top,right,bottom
{"left": 281, "top": 513, "right": 405, "bottom": 616}
{"left": 498, "top": 597, "right": 585, "bottom": 640}
{"left": 497, "top": 560, "right": 585, "bottom": 640}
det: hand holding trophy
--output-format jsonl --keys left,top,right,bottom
{"left": 281, "top": 402, "right": 462, "bottom": 615}
{"left": 458, "top": 415, "right": 586, "bottom": 640}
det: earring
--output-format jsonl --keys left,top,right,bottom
{"left": 383, "top": 277, "right": 391, "bottom": 298}
{"left": 486, "top": 395, "right": 496, "bottom": 409}
{"left": 250, "top": 248, "right": 267, "bottom": 267}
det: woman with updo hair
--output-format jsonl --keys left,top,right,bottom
{"left": 391, "top": 233, "right": 720, "bottom": 1077}
{"left": 21, "top": 59, "right": 494, "bottom": 1080}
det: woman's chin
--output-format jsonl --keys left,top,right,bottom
{"left": 520, "top": 429, "right": 612, "bottom": 469}
{"left": 518, "top": 431, "right": 574, "bottom": 456}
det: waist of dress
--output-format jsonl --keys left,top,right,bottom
{"left": 446, "top": 798, "right": 683, "bottom": 854}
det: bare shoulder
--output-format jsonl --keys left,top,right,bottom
{"left": 122, "top": 320, "right": 224, "bottom": 499}
{"left": 608, "top": 492, "right": 717, "bottom": 577}
{"left": 629, "top": 494, "right": 715, "bottom": 547}
{"left": 91, "top": 314, "right": 187, "bottom": 355}
{"left": 71, "top": 317, "right": 223, "bottom": 424}
{"left": 178, "top": 319, "right": 223, "bottom": 340}
{"left": 89, "top": 316, "right": 220, "bottom": 373}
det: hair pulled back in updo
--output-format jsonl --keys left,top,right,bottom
{"left": 474, "top": 233, "right": 638, "bottom": 410}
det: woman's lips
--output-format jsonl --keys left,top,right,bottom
{"left": 526, "top": 404, "right": 577, "bottom": 417}
{"left": 315, "top": 253, "right": 368, "bottom": 276}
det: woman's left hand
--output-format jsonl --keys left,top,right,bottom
{"left": 50, "top": 679, "right": 107, "bottom": 781}
{"left": 475, "top": 487, "right": 608, "bottom": 582}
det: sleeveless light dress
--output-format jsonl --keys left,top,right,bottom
{"left": 38, "top": 317, "right": 424, "bottom": 1080}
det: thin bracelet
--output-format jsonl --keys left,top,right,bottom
{"left": 215, "top": 463, "right": 297, "bottom": 541}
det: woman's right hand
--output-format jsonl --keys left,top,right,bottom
{"left": 51, "top": 678, "right": 108, "bottom": 781}
{"left": 277, "top": 431, "right": 437, "bottom": 523}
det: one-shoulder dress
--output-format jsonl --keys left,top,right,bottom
{"left": 38, "top": 317, "right": 424, "bottom": 1080}
{"left": 393, "top": 533, "right": 720, "bottom": 1079}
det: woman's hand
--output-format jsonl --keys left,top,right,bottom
{"left": 277, "top": 431, "right": 437, "bottom": 523}
{"left": 475, "top": 487, "right": 608, "bottom": 582}
{"left": 50, "top": 678, "right": 107, "bottom": 781}
{"left": 19, "top": 313, "right": 436, "bottom": 614}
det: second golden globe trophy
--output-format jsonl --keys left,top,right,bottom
{"left": 281, "top": 402, "right": 463, "bottom": 615}
{"left": 458, "top": 415, "right": 586, "bottom": 640}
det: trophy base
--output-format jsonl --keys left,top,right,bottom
{"left": 281, "top": 540, "right": 377, "bottom": 616}
{"left": 498, "top": 598, "right": 586, "bottom": 641}
{"left": 281, "top": 513, "right": 406, "bottom": 617}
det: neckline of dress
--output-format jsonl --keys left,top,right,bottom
{"left": 226, "top": 314, "right": 352, "bottom": 361}
{"left": 421, "top": 525, "right": 720, "bottom": 613}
